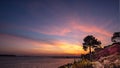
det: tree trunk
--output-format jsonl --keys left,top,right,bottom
{"left": 89, "top": 46, "right": 92, "bottom": 62}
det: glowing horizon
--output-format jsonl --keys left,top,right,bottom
{"left": 0, "top": 0, "right": 119, "bottom": 56}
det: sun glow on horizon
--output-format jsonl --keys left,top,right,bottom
{"left": 0, "top": 34, "right": 89, "bottom": 56}
{"left": 31, "top": 40, "right": 89, "bottom": 56}
{"left": 0, "top": 0, "right": 118, "bottom": 56}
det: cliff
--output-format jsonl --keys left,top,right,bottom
{"left": 95, "top": 43, "right": 120, "bottom": 60}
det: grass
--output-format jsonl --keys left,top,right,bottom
{"left": 72, "top": 59, "right": 93, "bottom": 68}
{"left": 59, "top": 55, "right": 120, "bottom": 68}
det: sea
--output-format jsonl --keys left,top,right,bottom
{"left": 0, "top": 57, "right": 74, "bottom": 68}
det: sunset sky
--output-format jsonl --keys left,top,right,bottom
{"left": 0, "top": 0, "right": 119, "bottom": 56}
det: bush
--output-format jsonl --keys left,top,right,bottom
{"left": 72, "top": 59, "right": 93, "bottom": 68}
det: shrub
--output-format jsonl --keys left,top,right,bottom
{"left": 72, "top": 59, "right": 93, "bottom": 68}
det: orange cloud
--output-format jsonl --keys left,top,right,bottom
{"left": 31, "top": 40, "right": 88, "bottom": 55}
{"left": 0, "top": 34, "right": 87, "bottom": 56}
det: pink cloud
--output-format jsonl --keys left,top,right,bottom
{"left": 28, "top": 21, "right": 112, "bottom": 38}
{"left": 26, "top": 20, "right": 112, "bottom": 47}
{"left": 30, "top": 26, "right": 71, "bottom": 36}
{"left": 70, "top": 22, "right": 112, "bottom": 37}
{"left": 1, "top": 19, "right": 112, "bottom": 48}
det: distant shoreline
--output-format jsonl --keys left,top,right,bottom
{"left": 0, "top": 55, "right": 81, "bottom": 59}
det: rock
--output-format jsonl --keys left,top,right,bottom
{"left": 95, "top": 43, "right": 120, "bottom": 60}
{"left": 92, "top": 61, "right": 104, "bottom": 68}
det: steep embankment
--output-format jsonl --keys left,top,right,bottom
{"left": 92, "top": 43, "right": 120, "bottom": 68}
{"left": 95, "top": 43, "right": 120, "bottom": 60}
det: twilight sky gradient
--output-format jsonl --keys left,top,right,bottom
{"left": 0, "top": 0, "right": 119, "bottom": 56}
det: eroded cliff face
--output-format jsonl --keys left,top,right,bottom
{"left": 92, "top": 43, "right": 120, "bottom": 68}
{"left": 92, "top": 54, "right": 120, "bottom": 68}
{"left": 95, "top": 43, "right": 120, "bottom": 60}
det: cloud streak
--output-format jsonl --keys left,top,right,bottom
{"left": 0, "top": 34, "right": 87, "bottom": 56}
{"left": 28, "top": 20, "right": 112, "bottom": 37}
{"left": 0, "top": 0, "right": 118, "bottom": 56}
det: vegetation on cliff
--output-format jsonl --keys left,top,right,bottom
{"left": 58, "top": 32, "right": 120, "bottom": 68}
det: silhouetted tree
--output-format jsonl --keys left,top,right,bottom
{"left": 111, "top": 32, "right": 120, "bottom": 43}
{"left": 82, "top": 35, "right": 101, "bottom": 61}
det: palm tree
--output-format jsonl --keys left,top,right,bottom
{"left": 82, "top": 35, "right": 101, "bottom": 61}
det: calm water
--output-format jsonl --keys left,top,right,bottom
{"left": 0, "top": 57, "right": 74, "bottom": 68}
